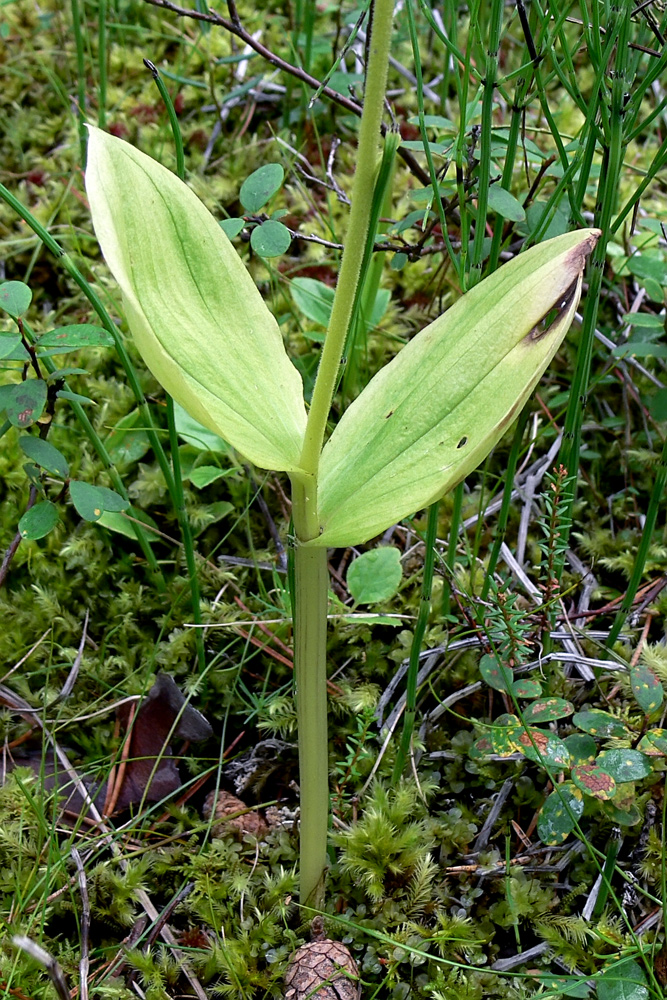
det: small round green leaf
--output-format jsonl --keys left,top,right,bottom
{"left": 0, "top": 380, "right": 48, "bottom": 427}
{"left": 347, "top": 546, "right": 402, "bottom": 605}
{"left": 0, "top": 333, "right": 22, "bottom": 359}
{"left": 515, "top": 728, "right": 572, "bottom": 768}
{"left": 572, "top": 710, "right": 629, "bottom": 739}
{"left": 479, "top": 653, "right": 513, "bottom": 693}
{"left": 487, "top": 185, "right": 526, "bottom": 222}
{"left": 571, "top": 763, "right": 616, "bottom": 800}
{"left": 469, "top": 736, "right": 493, "bottom": 759}
{"left": 219, "top": 217, "right": 245, "bottom": 238}
{"left": 240, "top": 163, "right": 284, "bottom": 213}
{"left": 512, "top": 678, "right": 542, "bottom": 699}
{"left": 19, "top": 436, "right": 69, "bottom": 477}
{"left": 596, "top": 749, "right": 652, "bottom": 782}
{"left": 250, "top": 219, "right": 292, "bottom": 258}
{"left": 638, "top": 728, "right": 667, "bottom": 756}
{"left": 630, "top": 662, "right": 664, "bottom": 715}
{"left": 597, "top": 959, "right": 648, "bottom": 1000}
{"left": 522, "top": 697, "right": 574, "bottom": 724}
{"left": 19, "top": 501, "right": 59, "bottom": 540}
{"left": 563, "top": 733, "right": 597, "bottom": 765}
{"left": 537, "top": 781, "right": 584, "bottom": 845}
{"left": 0, "top": 280, "right": 32, "bottom": 318}
{"left": 291, "top": 277, "right": 335, "bottom": 328}
{"left": 69, "top": 481, "right": 129, "bottom": 521}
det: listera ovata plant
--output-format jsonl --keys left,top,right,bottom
{"left": 85, "top": 3, "right": 599, "bottom": 908}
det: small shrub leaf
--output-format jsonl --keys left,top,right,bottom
{"left": 537, "top": 782, "right": 584, "bottom": 845}
{"left": 19, "top": 436, "right": 69, "bottom": 477}
{"left": 188, "top": 465, "right": 229, "bottom": 488}
{"left": 512, "top": 678, "right": 542, "bottom": 698}
{"left": 19, "top": 501, "right": 59, "bottom": 540}
{"left": 630, "top": 662, "right": 664, "bottom": 714}
{"left": 479, "top": 653, "right": 513, "bottom": 692}
{"left": 638, "top": 728, "right": 667, "bottom": 756}
{"left": 0, "top": 280, "right": 32, "bottom": 317}
{"left": 0, "top": 380, "right": 48, "bottom": 427}
{"left": 572, "top": 709, "right": 629, "bottom": 739}
{"left": 239, "top": 163, "right": 284, "bottom": 213}
{"left": 250, "top": 219, "right": 291, "bottom": 257}
{"left": 514, "top": 728, "right": 572, "bottom": 768}
{"left": 346, "top": 547, "right": 402, "bottom": 604}
{"left": 487, "top": 185, "right": 526, "bottom": 222}
{"left": 219, "top": 218, "right": 245, "bottom": 238}
{"left": 563, "top": 733, "right": 598, "bottom": 764}
{"left": 0, "top": 333, "right": 22, "bottom": 359}
{"left": 571, "top": 763, "right": 616, "bottom": 800}
{"left": 291, "top": 277, "right": 335, "bottom": 327}
{"left": 596, "top": 959, "right": 648, "bottom": 1000}
{"left": 595, "top": 749, "right": 652, "bottom": 782}
{"left": 70, "top": 480, "right": 129, "bottom": 521}
{"left": 522, "top": 697, "right": 574, "bottom": 723}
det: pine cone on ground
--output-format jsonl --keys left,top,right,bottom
{"left": 284, "top": 917, "right": 361, "bottom": 1000}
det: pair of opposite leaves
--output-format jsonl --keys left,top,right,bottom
{"left": 85, "top": 126, "right": 599, "bottom": 547}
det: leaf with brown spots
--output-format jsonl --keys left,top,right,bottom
{"left": 522, "top": 697, "right": 574, "bottom": 724}
{"left": 630, "top": 662, "right": 664, "bottom": 715}
{"left": 571, "top": 763, "right": 616, "bottom": 800}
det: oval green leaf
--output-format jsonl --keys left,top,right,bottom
{"left": 514, "top": 728, "right": 571, "bottom": 768}
{"left": 597, "top": 959, "right": 648, "bottom": 1000}
{"left": 512, "top": 678, "right": 542, "bottom": 699}
{"left": 69, "top": 480, "right": 129, "bottom": 521}
{"left": 19, "top": 501, "right": 60, "bottom": 540}
{"left": 630, "top": 662, "right": 664, "bottom": 715}
{"left": 638, "top": 728, "right": 667, "bottom": 756}
{"left": 0, "top": 280, "right": 32, "bottom": 318}
{"left": 487, "top": 185, "right": 526, "bottom": 222}
{"left": 346, "top": 546, "right": 403, "bottom": 605}
{"left": 85, "top": 127, "right": 306, "bottom": 472}
{"left": 188, "top": 465, "right": 229, "bottom": 489}
{"left": 0, "top": 333, "right": 22, "bottom": 359}
{"left": 479, "top": 653, "right": 513, "bottom": 693}
{"left": 240, "top": 163, "right": 284, "bottom": 214}
{"left": 595, "top": 749, "right": 652, "bottom": 782}
{"left": 522, "top": 697, "right": 574, "bottom": 724}
{"left": 0, "top": 380, "right": 48, "bottom": 427}
{"left": 219, "top": 217, "right": 245, "bottom": 238}
{"left": 563, "top": 733, "right": 597, "bottom": 765}
{"left": 37, "top": 324, "right": 115, "bottom": 351}
{"left": 250, "top": 219, "right": 292, "bottom": 258}
{"left": 19, "top": 436, "right": 69, "bottom": 477}
{"left": 572, "top": 709, "right": 629, "bottom": 739}
{"left": 571, "top": 763, "right": 616, "bottom": 800}
{"left": 537, "top": 781, "right": 584, "bottom": 845}
{"left": 291, "top": 277, "right": 335, "bottom": 328}
{"left": 312, "top": 230, "right": 600, "bottom": 546}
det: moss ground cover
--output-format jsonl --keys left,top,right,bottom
{"left": 2, "top": 2, "right": 667, "bottom": 997}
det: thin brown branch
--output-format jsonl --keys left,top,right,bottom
{"left": 139, "top": 0, "right": 432, "bottom": 186}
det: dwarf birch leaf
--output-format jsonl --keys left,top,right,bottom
{"left": 479, "top": 653, "right": 513, "bottom": 693}
{"left": 512, "top": 678, "right": 542, "bottom": 698}
{"left": 313, "top": 230, "right": 600, "bottom": 547}
{"left": 346, "top": 546, "right": 402, "bottom": 604}
{"left": 563, "top": 733, "right": 597, "bottom": 765}
{"left": 537, "top": 782, "right": 583, "bottom": 845}
{"left": 571, "top": 763, "right": 616, "bottom": 800}
{"left": 85, "top": 127, "right": 306, "bottom": 472}
{"left": 630, "top": 662, "right": 664, "bottom": 714}
{"left": 0, "top": 380, "right": 47, "bottom": 427}
{"left": 572, "top": 710, "right": 629, "bottom": 739}
{"left": 19, "top": 436, "right": 69, "bottom": 477}
{"left": 596, "top": 749, "right": 652, "bottom": 782}
{"left": 19, "top": 501, "right": 60, "bottom": 540}
{"left": 240, "top": 163, "right": 284, "bottom": 213}
{"left": 522, "top": 697, "right": 574, "bottom": 724}
{"left": 250, "top": 219, "right": 291, "bottom": 257}
{"left": 0, "top": 280, "right": 32, "bottom": 318}
{"left": 638, "top": 728, "right": 667, "bottom": 756}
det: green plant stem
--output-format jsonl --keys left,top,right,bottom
{"left": 481, "top": 410, "right": 529, "bottom": 601}
{"left": 393, "top": 501, "right": 439, "bottom": 780}
{"left": 292, "top": 482, "right": 329, "bottom": 907}
{"left": 71, "top": 0, "right": 88, "bottom": 168}
{"left": 298, "top": 0, "right": 394, "bottom": 489}
{"left": 442, "top": 482, "right": 463, "bottom": 618}
{"left": 98, "top": 0, "right": 107, "bottom": 128}
{"left": 289, "top": 0, "right": 394, "bottom": 906}
{"left": 606, "top": 432, "right": 667, "bottom": 648}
